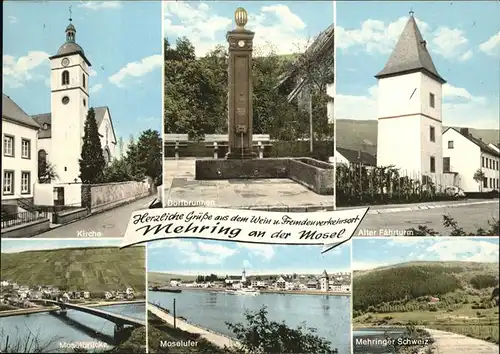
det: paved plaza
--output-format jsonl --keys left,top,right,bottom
{"left": 163, "top": 159, "right": 334, "bottom": 211}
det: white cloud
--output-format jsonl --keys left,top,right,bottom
{"left": 336, "top": 83, "right": 498, "bottom": 129}
{"left": 237, "top": 244, "right": 275, "bottom": 260}
{"left": 243, "top": 259, "right": 252, "bottom": 269}
{"left": 337, "top": 16, "right": 472, "bottom": 61}
{"left": 149, "top": 240, "right": 238, "bottom": 265}
{"left": 108, "top": 54, "right": 162, "bottom": 88}
{"left": 89, "top": 68, "right": 97, "bottom": 76}
{"left": 78, "top": 1, "right": 122, "bottom": 10}
{"left": 354, "top": 239, "right": 499, "bottom": 270}
{"left": 3, "top": 51, "right": 50, "bottom": 89}
{"left": 432, "top": 27, "right": 472, "bottom": 61}
{"left": 479, "top": 31, "right": 500, "bottom": 58}
{"left": 425, "top": 239, "right": 499, "bottom": 263}
{"left": 90, "top": 83, "right": 103, "bottom": 94}
{"left": 8, "top": 16, "right": 17, "bottom": 24}
{"left": 164, "top": 2, "right": 312, "bottom": 57}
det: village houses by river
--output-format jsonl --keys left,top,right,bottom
{"left": 154, "top": 269, "right": 351, "bottom": 293}
{"left": 0, "top": 279, "right": 138, "bottom": 310}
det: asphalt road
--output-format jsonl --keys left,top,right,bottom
{"left": 356, "top": 202, "right": 499, "bottom": 236}
{"left": 35, "top": 197, "right": 155, "bottom": 238}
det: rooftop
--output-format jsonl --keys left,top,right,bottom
{"left": 375, "top": 13, "right": 445, "bottom": 84}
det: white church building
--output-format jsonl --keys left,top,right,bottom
{"left": 2, "top": 18, "right": 116, "bottom": 207}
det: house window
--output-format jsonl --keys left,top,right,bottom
{"left": 3, "top": 170, "right": 14, "bottom": 195}
{"left": 447, "top": 141, "right": 454, "bottom": 149}
{"left": 482, "top": 157, "right": 485, "bottom": 168}
{"left": 3, "top": 135, "right": 14, "bottom": 156}
{"left": 21, "top": 171, "right": 31, "bottom": 194}
{"left": 83, "top": 98, "right": 86, "bottom": 107}
{"left": 38, "top": 149, "right": 47, "bottom": 164}
{"left": 62, "top": 70, "right": 70, "bottom": 85}
{"left": 490, "top": 178, "right": 493, "bottom": 188}
{"left": 483, "top": 178, "right": 488, "bottom": 188}
{"left": 497, "top": 179, "right": 499, "bottom": 189}
{"left": 430, "top": 156, "right": 436, "bottom": 173}
{"left": 429, "top": 93, "right": 435, "bottom": 108}
{"left": 443, "top": 157, "right": 450, "bottom": 173}
{"left": 21, "top": 139, "right": 31, "bottom": 159}
{"left": 82, "top": 74, "right": 86, "bottom": 88}
{"left": 429, "top": 126, "right": 435, "bottom": 142}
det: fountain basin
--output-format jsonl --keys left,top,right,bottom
{"left": 195, "top": 157, "right": 333, "bottom": 195}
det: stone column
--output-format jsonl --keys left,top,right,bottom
{"left": 225, "top": 7, "right": 256, "bottom": 160}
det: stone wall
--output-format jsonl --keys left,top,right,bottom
{"left": 82, "top": 181, "right": 151, "bottom": 212}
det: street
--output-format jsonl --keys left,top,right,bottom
{"left": 355, "top": 200, "right": 499, "bottom": 236}
{"left": 35, "top": 197, "right": 156, "bottom": 238}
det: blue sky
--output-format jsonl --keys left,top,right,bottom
{"left": 0, "top": 239, "right": 131, "bottom": 253}
{"left": 336, "top": 1, "right": 500, "bottom": 130}
{"left": 3, "top": 1, "right": 162, "bottom": 147}
{"left": 164, "top": 1, "right": 334, "bottom": 57}
{"left": 147, "top": 240, "right": 351, "bottom": 275}
{"left": 353, "top": 237, "right": 499, "bottom": 271}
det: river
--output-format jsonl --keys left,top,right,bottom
{"left": 0, "top": 303, "right": 145, "bottom": 353}
{"left": 149, "top": 290, "right": 352, "bottom": 354}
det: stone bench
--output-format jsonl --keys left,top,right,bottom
{"left": 205, "top": 134, "right": 272, "bottom": 159}
{"left": 164, "top": 134, "right": 189, "bottom": 160}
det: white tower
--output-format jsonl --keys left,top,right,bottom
{"left": 320, "top": 270, "right": 329, "bottom": 292}
{"left": 241, "top": 269, "right": 246, "bottom": 283}
{"left": 376, "top": 11, "right": 445, "bottom": 180}
{"left": 48, "top": 16, "right": 92, "bottom": 183}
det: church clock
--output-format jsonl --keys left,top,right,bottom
{"left": 61, "top": 58, "right": 69, "bottom": 67}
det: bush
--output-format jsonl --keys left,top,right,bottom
{"left": 225, "top": 306, "right": 335, "bottom": 354}
{"left": 407, "top": 215, "right": 499, "bottom": 236}
{"left": 470, "top": 275, "right": 498, "bottom": 290}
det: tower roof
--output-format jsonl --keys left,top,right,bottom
{"left": 49, "top": 17, "right": 91, "bottom": 66}
{"left": 375, "top": 13, "right": 445, "bottom": 84}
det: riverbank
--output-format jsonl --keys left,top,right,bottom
{"left": 0, "top": 299, "right": 145, "bottom": 317}
{"left": 157, "top": 287, "right": 351, "bottom": 296}
{"left": 147, "top": 303, "right": 241, "bottom": 349}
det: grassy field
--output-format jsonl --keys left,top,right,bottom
{"left": 353, "top": 261, "right": 500, "bottom": 344}
{"left": 336, "top": 119, "right": 499, "bottom": 153}
{"left": 1, "top": 246, "right": 146, "bottom": 292}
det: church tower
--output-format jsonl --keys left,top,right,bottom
{"left": 49, "top": 15, "right": 92, "bottom": 183}
{"left": 376, "top": 11, "right": 445, "bottom": 180}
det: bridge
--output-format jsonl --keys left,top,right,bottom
{"left": 32, "top": 299, "right": 145, "bottom": 340}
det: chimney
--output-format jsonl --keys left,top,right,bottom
{"left": 460, "top": 127, "right": 469, "bottom": 136}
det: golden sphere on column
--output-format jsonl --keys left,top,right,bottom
{"left": 234, "top": 7, "right": 248, "bottom": 28}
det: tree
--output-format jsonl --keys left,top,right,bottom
{"left": 79, "top": 107, "right": 106, "bottom": 183}
{"left": 38, "top": 160, "right": 58, "bottom": 183}
{"left": 103, "top": 158, "right": 131, "bottom": 183}
{"left": 473, "top": 168, "right": 486, "bottom": 192}
{"left": 226, "top": 307, "right": 335, "bottom": 354}
{"left": 135, "top": 130, "right": 163, "bottom": 185}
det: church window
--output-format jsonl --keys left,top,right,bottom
{"left": 83, "top": 99, "right": 86, "bottom": 107}
{"left": 21, "top": 172, "right": 31, "bottom": 194}
{"left": 3, "top": 135, "right": 14, "bottom": 156}
{"left": 83, "top": 74, "right": 86, "bottom": 88}
{"left": 106, "top": 126, "right": 109, "bottom": 145}
{"left": 429, "top": 93, "right": 435, "bottom": 108}
{"left": 429, "top": 126, "right": 435, "bottom": 142}
{"left": 38, "top": 150, "right": 47, "bottom": 165}
{"left": 62, "top": 96, "right": 70, "bottom": 105}
{"left": 430, "top": 156, "right": 435, "bottom": 173}
{"left": 3, "top": 171, "right": 14, "bottom": 195}
{"left": 62, "top": 70, "right": 70, "bottom": 85}
{"left": 21, "top": 139, "right": 31, "bottom": 159}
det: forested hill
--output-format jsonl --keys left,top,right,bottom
{"left": 1, "top": 246, "right": 146, "bottom": 292}
{"left": 353, "top": 261, "right": 499, "bottom": 312}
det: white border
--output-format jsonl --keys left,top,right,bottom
{"left": 333, "top": 0, "right": 338, "bottom": 211}
{"left": 161, "top": 0, "right": 166, "bottom": 210}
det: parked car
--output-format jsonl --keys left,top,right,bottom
{"left": 444, "top": 186, "right": 466, "bottom": 198}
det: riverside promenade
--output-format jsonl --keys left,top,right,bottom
{"left": 425, "top": 328, "right": 499, "bottom": 354}
{"left": 148, "top": 303, "right": 241, "bottom": 349}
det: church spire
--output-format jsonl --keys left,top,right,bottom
{"left": 375, "top": 12, "right": 446, "bottom": 84}
{"left": 65, "top": 6, "right": 76, "bottom": 43}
